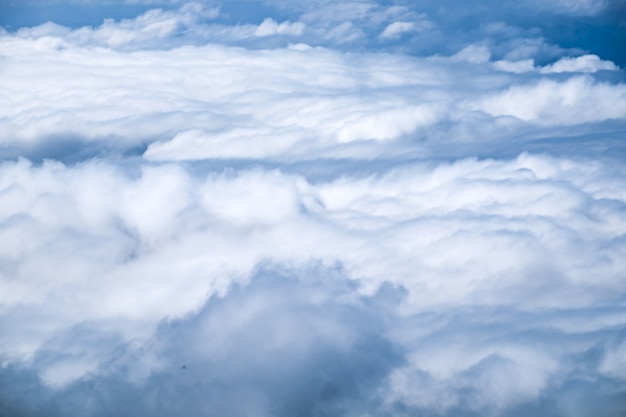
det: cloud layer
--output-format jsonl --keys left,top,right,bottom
{"left": 2, "top": 21, "right": 624, "bottom": 163}
{"left": 1, "top": 153, "right": 625, "bottom": 415}
{"left": 1, "top": 1, "right": 625, "bottom": 416}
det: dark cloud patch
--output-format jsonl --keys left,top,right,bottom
{"left": 0, "top": 134, "right": 149, "bottom": 165}
{"left": 1, "top": 264, "right": 406, "bottom": 417}
{"left": 2, "top": 264, "right": 626, "bottom": 416}
{"left": 0, "top": 363, "right": 54, "bottom": 417}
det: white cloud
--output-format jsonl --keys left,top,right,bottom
{"left": 72, "top": 1, "right": 219, "bottom": 47}
{"left": 600, "top": 340, "right": 626, "bottom": 379}
{"left": 3, "top": 24, "right": 623, "bottom": 163}
{"left": 1, "top": 154, "right": 624, "bottom": 371}
{"left": 254, "top": 18, "right": 305, "bottom": 37}
{"left": 380, "top": 21, "right": 416, "bottom": 39}
{"left": 0, "top": 31, "right": 453, "bottom": 160}
{"left": 473, "top": 76, "right": 626, "bottom": 124}
{"left": 1, "top": 1, "right": 626, "bottom": 416}
{"left": 540, "top": 54, "right": 619, "bottom": 73}
{"left": 493, "top": 59, "right": 535, "bottom": 73}
{"left": 527, "top": 0, "right": 608, "bottom": 15}
{"left": 452, "top": 44, "right": 492, "bottom": 63}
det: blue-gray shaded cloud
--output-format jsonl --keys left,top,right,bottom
{"left": 1, "top": 264, "right": 405, "bottom": 417}
{"left": 2, "top": 264, "right": 626, "bottom": 417}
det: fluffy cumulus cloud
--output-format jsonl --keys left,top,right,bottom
{"left": 1, "top": 1, "right": 625, "bottom": 417}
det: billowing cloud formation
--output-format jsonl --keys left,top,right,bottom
{"left": 1, "top": 1, "right": 625, "bottom": 416}
{"left": 2, "top": 24, "right": 624, "bottom": 162}
{"left": 3, "top": 264, "right": 626, "bottom": 417}
{"left": 1, "top": 154, "right": 625, "bottom": 415}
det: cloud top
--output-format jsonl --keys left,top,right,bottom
{"left": 1, "top": 1, "right": 625, "bottom": 416}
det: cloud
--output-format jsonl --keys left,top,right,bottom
{"left": 540, "top": 54, "right": 619, "bottom": 73}
{"left": 1, "top": 153, "right": 625, "bottom": 371}
{"left": 473, "top": 76, "right": 626, "bottom": 125}
{"left": 452, "top": 44, "right": 492, "bottom": 63}
{"left": 254, "top": 18, "right": 305, "bottom": 37}
{"left": 493, "top": 58, "right": 535, "bottom": 73}
{"left": 2, "top": 19, "right": 624, "bottom": 163}
{"left": 380, "top": 21, "right": 417, "bottom": 39}
{"left": 2, "top": 260, "right": 626, "bottom": 416}
{"left": 1, "top": 1, "right": 626, "bottom": 416}
{"left": 526, "top": 0, "right": 608, "bottom": 15}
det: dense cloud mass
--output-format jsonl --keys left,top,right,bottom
{"left": 1, "top": 1, "right": 625, "bottom": 416}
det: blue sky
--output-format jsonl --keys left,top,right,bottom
{"left": 1, "top": 1, "right": 625, "bottom": 416}
{"left": 1, "top": 0, "right": 625, "bottom": 66}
